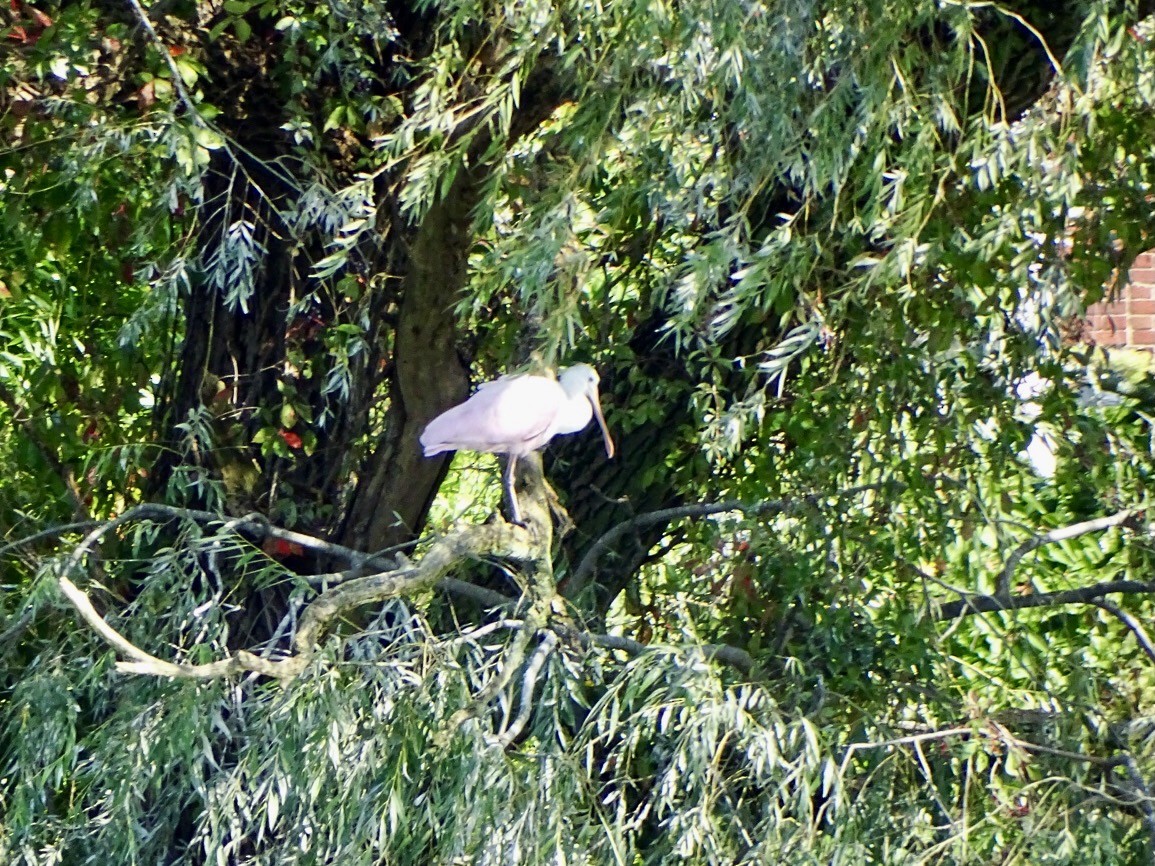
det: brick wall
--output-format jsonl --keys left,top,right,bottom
{"left": 1084, "top": 251, "right": 1155, "bottom": 348}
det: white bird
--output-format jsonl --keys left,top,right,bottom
{"left": 420, "top": 364, "right": 615, "bottom": 523}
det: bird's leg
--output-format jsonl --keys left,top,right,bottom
{"left": 503, "top": 455, "right": 523, "bottom": 525}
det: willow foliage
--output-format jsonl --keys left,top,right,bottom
{"left": 3, "top": 0, "right": 1155, "bottom": 863}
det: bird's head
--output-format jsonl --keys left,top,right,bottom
{"left": 559, "top": 364, "right": 615, "bottom": 458}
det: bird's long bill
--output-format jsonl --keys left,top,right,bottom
{"left": 587, "top": 386, "right": 615, "bottom": 458}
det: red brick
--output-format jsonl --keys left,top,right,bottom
{"left": 1128, "top": 268, "right": 1155, "bottom": 286}
{"left": 1130, "top": 315, "right": 1154, "bottom": 330}
{"left": 1131, "top": 329, "right": 1155, "bottom": 346}
{"left": 1131, "top": 300, "right": 1155, "bottom": 314}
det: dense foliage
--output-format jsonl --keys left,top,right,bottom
{"left": 4, "top": 0, "right": 1155, "bottom": 862}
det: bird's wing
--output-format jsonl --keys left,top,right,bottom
{"left": 420, "top": 376, "right": 561, "bottom": 456}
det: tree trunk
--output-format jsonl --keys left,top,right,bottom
{"left": 338, "top": 169, "right": 476, "bottom": 551}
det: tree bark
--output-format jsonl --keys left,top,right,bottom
{"left": 338, "top": 169, "right": 475, "bottom": 551}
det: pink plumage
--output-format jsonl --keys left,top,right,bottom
{"left": 421, "top": 376, "right": 570, "bottom": 457}
{"left": 420, "top": 364, "right": 614, "bottom": 459}
{"left": 420, "top": 364, "right": 614, "bottom": 523}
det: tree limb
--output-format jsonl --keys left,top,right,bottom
{"left": 56, "top": 509, "right": 542, "bottom": 679}
{"left": 567, "top": 483, "right": 889, "bottom": 599}
{"left": 22, "top": 502, "right": 517, "bottom": 608}
{"left": 934, "top": 578, "right": 1155, "bottom": 621}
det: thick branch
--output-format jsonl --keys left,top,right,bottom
{"left": 26, "top": 502, "right": 517, "bottom": 608}
{"left": 68, "top": 517, "right": 540, "bottom": 680}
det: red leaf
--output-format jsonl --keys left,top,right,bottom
{"left": 262, "top": 538, "right": 305, "bottom": 559}
{"left": 28, "top": 7, "right": 51, "bottom": 27}
{"left": 167, "top": 44, "right": 186, "bottom": 57}
{"left": 278, "top": 429, "right": 303, "bottom": 449}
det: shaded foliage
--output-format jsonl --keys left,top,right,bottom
{"left": 3, "top": 0, "right": 1155, "bottom": 863}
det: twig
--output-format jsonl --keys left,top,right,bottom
{"left": 839, "top": 726, "right": 975, "bottom": 777}
{"left": 583, "top": 632, "right": 756, "bottom": 676}
{"left": 125, "top": 0, "right": 200, "bottom": 120}
{"left": 1091, "top": 599, "right": 1155, "bottom": 665}
{"left": 996, "top": 509, "right": 1138, "bottom": 599}
{"left": 441, "top": 619, "right": 526, "bottom": 648}
{"left": 0, "top": 520, "right": 103, "bottom": 559}
{"left": 934, "top": 578, "right": 1155, "bottom": 620}
{"left": 0, "top": 382, "right": 89, "bottom": 520}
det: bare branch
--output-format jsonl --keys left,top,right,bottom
{"left": 581, "top": 632, "right": 757, "bottom": 676}
{"left": 497, "top": 629, "right": 559, "bottom": 748}
{"left": 996, "top": 509, "right": 1139, "bottom": 598}
{"left": 1092, "top": 599, "right": 1155, "bottom": 665}
{"left": 934, "top": 578, "right": 1155, "bottom": 620}
{"left": 568, "top": 484, "right": 889, "bottom": 598}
